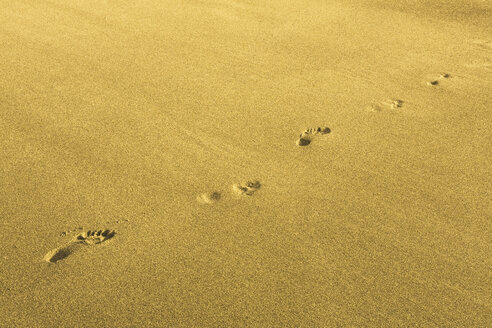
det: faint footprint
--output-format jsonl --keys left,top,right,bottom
{"left": 426, "top": 73, "right": 451, "bottom": 86}
{"left": 367, "top": 99, "right": 403, "bottom": 112}
{"left": 44, "top": 230, "right": 116, "bottom": 263}
{"left": 232, "top": 180, "right": 262, "bottom": 196}
{"left": 296, "top": 127, "right": 331, "bottom": 146}
{"left": 197, "top": 191, "right": 222, "bottom": 204}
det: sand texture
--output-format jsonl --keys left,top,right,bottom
{"left": 1, "top": 0, "right": 491, "bottom": 327}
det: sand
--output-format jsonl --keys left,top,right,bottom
{"left": 1, "top": 0, "right": 491, "bottom": 326}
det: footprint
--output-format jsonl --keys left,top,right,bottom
{"left": 197, "top": 191, "right": 221, "bottom": 204}
{"left": 44, "top": 230, "right": 116, "bottom": 263}
{"left": 232, "top": 180, "right": 262, "bottom": 196}
{"left": 426, "top": 73, "right": 451, "bottom": 86}
{"left": 296, "top": 127, "right": 331, "bottom": 146}
{"left": 367, "top": 99, "right": 404, "bottom": 112}
{"left": 388, "top": 99, "right": 404, "bottom": 109}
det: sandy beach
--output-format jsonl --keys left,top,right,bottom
{"left": 1, "top": 0, "right": 491, "bottom": 326}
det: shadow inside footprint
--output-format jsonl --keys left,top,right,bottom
{"left": 296, "top": 138, "right": 311, "bottom": 146}
{"left": 45, "top": 247, "right": 73, "bottom": 263}
{"left": 44, "top": 229, "right": 116, "bottom": 263}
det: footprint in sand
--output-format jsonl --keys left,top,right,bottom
{"left": 426, "top": 73, "right": 451, "bottom": 86}
{"left": 197, "top": 191, "right": 222, "bottom": 204}
{"left": 232, "top": 180, "right": 262, "bottom": 196}
{"left": 44, "top": 230, "right": 116, "bottom": 263}
{"left": 296, "top": 127, "right": 331, "bottom": 146}
{"left": 367, "top": 99, "right": 404, "bottom": 112}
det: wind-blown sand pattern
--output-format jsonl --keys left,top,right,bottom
{"left": 1, "top": 0, "right": 490, "bottom": 327}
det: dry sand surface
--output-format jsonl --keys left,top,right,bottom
{"left": 1, "top": 0, "right": 491, "bottom": 327}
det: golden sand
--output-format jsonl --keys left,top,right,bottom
{"left": 1, "top": 0, "right": 490, "bottom": 326}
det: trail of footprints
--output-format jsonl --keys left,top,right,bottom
{"left": 367, "top": 72, "right": 452, "bottom": 113}
{"left": 45, "top": 71, "right": 453, "bottom": 262}
{"left": 197, "top": 70, "right": 453, "bottom": 206}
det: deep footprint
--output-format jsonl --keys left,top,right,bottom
{"left": 232, "top": 180, "right": 262, "bottom": 196}
{"left": 44, "top": 229, "right": 116, "bottom": 263}
{"left": 296, "top": 127, "right": 331, "bottom": 146}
